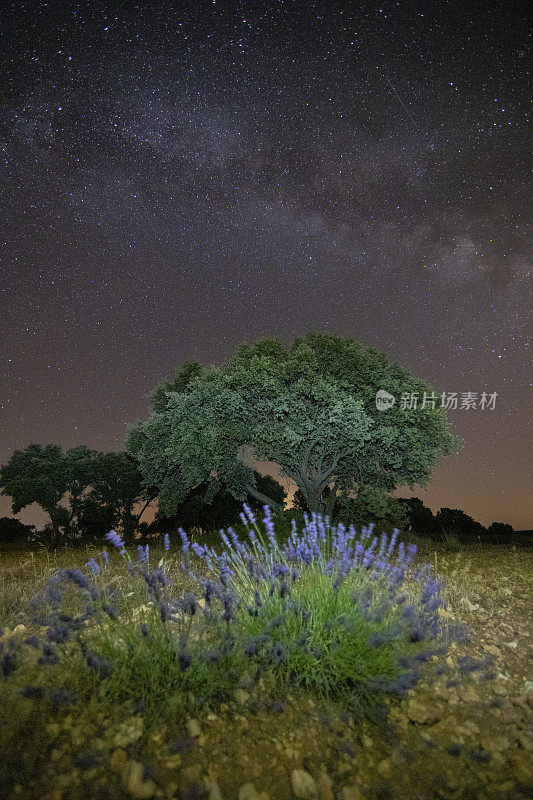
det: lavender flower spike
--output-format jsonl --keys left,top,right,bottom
{"left": 242, "top": 503, "right": 256, "bottom": 525}
{"left": 105, "top": 530, "right": 126, "bottom": 553}
{"left": 85, "top": 558, "right": 100, "bottom": 576}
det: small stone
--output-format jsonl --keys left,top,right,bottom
{"left": 121, "top": 761, "right": 156, "bottom": 799}
{"left": 406, "top": 700, "right": 431, "bottom": 724}
{"left": 13, "top": 624, "right": 27, "bottom": 635}
{"left": 462, "top": 720, "right": 480, "bottom": 734}
{"left": 109, "top": 749, "right": 128, "bottom": 772}
{"left": 285, "top": 745, "right": 300, "bottom": 760}
{"left": 505, "top": 641, "right": 518, "bottom": 649}
{"left": 377, "top": 758, "right": 392, "bottom": 775}
{"left": 340, "top": 787, "right": 365, "bottom": 800}
{"left": 234, "top": 689, "right": 250, "bottom": 705}
{"left": 111, "top": 716, "right": 144, "bottom": 747}
{"left": 238, "top": 783, "right": 260, "bottom": 800}
{"left": 187, "top": 718, "right": 201, "bottom": 738}
{"left": 164, "top": 754, "right": 182, "bottom": 770}
{"left": 316, "top": 772, "right": 334, "bottom": 800}
{"left": 291, "top": 769, "right": 317, "bottom": 798}
{"left": 203, "top": 775, "right": 223, "bottom": 800}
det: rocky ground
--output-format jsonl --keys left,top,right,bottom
{"left": 2, "top": 544, "right": 532, "bottom": 800}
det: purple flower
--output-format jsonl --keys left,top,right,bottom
{"left": 85, "top": 558, "right": 100, "bottom": 575}
{"left": 242, "top": 503, "right": 256, "bottom": 525}
{"left": 163, "top": 533, "right": 170, "bottom": 551}
{"left": 85, "top": 653, "right": 115, "bottom": 677}
{"left": 45, "top": 577, "right": 63, "bottom": 604}
{"left": 244, "top": 636, "right": 267, "bottom": 657}
{"left": 105, "top": 530, "right": 126, "bottom": 553}
{"left": 39, "top": 642, "right": 59, "bottom": 666}
{"left": 263, "top": 506, "right": 277, "bottom": 549}
{"left": 178, "top": 527, "right": 190, "bottom": 553}
{"left": 137, "top": 544, "right": 149, "bottom": 564}
{"left": 205, "top": 648, "right": 222, "bottom": 662}
{"left": 102, "top": 603, "right": 118, "bottom": 619}
{"left": 267, "top": 641, "right": 287, "bottom": 664}
{"left": 409, "top": 626, "right": 426, "bottom": 643}
{"left": 58, "top": 569, "right": 98, "bottom": 600}
{"left": 385, "top": 670, "right": 420, "bottom": 696}
{"left": 49, "top": 688, "right": 75, "bottom": 706}
{"left": 221, "top": 592, "right": 235, "bottom": 622}
{"left": 102, "top": 550, "right": 110, "bottom": 564}
{"left": 142, "top": 568, "right": 172, "bottom": 600}
{"left": 405, "top": 543, "right": 418, "bottom": 564}
{"left": 1, "top": 652, "right": 20, "bottom": 676}
{"left": 368, "top": 632, "right": 388, "bottom": 648}
{"left": 458, "top": 655, "right": 496, "bottom": 674}
{"left": 201, "top": 579, "right": 219, "bottom": 604}
{"left": 46, "top": 624, "right": 70, "bottom": 644}
{"left": 178, "top": 592, "right": 197, "bottom": 616}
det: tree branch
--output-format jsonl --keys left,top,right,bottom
{"left": 245, "top": 483, "right": 283, "bottom": 515}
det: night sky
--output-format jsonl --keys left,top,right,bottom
{"left": 1, "top": 1, "right": 531, "bottom": 530}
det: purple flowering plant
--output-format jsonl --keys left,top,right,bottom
{"left": 2, "top": 504, "right": 481, "bottom": 727}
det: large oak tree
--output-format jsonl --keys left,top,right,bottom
{"left": 126, "top": 331, "right": 459, "bottom": 517}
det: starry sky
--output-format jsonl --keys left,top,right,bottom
{"left": 1, "top": 1, "right": 531, "bottom": 530}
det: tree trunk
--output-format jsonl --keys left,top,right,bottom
{"left": 324, "top": 486, "right": 338, "bottom": 520}
{"left": 244, "top": 483, "right": 283, "bottom": 515}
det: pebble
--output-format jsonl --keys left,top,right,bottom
{"left": 121, "top": 760, "right": 156, "bottom": 799}
{"left": 109, "top": 748, "right": 128, "bottom": 772}
{"left": 238, "top": 783, "right": 261, "bottom": 800}
{"left": 203, "top": 775, "right": 224, "bottom": 800}
{"left": 316, "top": 772, "right": 334, "bottom": 800}
{"left": 111, "top": 716, "right": 144, "bottom": 747}
{"left": 234, "top": 689, "right": 250, "bottom": 705}
{"left": 291, "top": 769, "right": 317, "bottom": 798}
{"left": 187, "top": 718, "right": 202, "bottom": 738}
{"left": 13, "top": 624, "right": 27, "bottom": 635}
{"left": 340, "top": 787, "right": 365, "bottom": 800}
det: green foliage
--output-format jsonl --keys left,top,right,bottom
{"left": 487, "top": 521, "right": 514, "bottom": 537}
{"left": 397, "top": 497, "right": 445, "bottom": 541}
{"left": 147, "top": 470, "right": 286, "bottom": 536}
{"left": 0, "top": 445, "right": 154, "bottom": 542}
{"left": 0, "top": 517, "right": 36, "bottom": 545}
{"left": 126, "top": 331, "right": 460, "bottom": 517}
{"left": 435, "top": 507, "right": 486, "bottom": 544}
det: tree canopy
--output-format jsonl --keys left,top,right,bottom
{"left": 0, "top": 444, "right": 156, "bottom": 540}
{"left": 126, "top": 331, "right": 460, "bottom": 516}
{"left": 435, "top": 507, "right": 486, "bottom": 542}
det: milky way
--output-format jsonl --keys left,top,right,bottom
{"left": 1, "top": 1, "right": 531, "bottom": 528}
